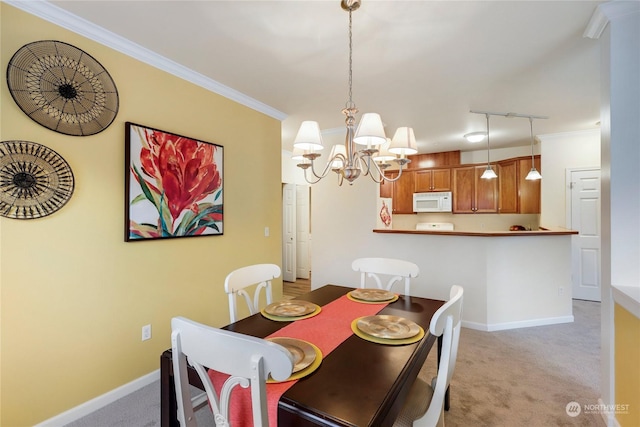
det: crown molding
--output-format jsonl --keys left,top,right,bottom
{"left": 584, "top": 0, "right": 640, "bottom": 39}
{"left": 3, "top": 0, "right": 288, "bottom": 121}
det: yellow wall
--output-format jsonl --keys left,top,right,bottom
{"left": 0, "top": 5, "right": 283, "bottom": 426}
{"left": 615, "top": 303, "right": 640, "bottom": 427}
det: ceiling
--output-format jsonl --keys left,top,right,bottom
{"left": 47, "top": 0, "right": 605, "bottom": 154}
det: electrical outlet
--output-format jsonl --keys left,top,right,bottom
{"left": 142, "top": 324, "right": 152, "bottom": 341}
{"left": 558, "top": 287, "right": 564, "bottom": 296}
{"left": 264, "top": 226, "right": 270, "bottom": 237}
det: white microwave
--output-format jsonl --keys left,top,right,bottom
{"left": 413, "top": 191, "right": 452, "bottom": 212}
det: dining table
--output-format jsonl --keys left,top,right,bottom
{"left": 160, "top": 284, "right": 446, "bottom": 427}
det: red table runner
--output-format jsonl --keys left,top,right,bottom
{"left": 208, "top": 293, "right": 391, "bottom": 426}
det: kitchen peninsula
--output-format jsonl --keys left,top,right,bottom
{"left": 374, "top": 226, "right": 577, "bottom": 237}
{"left": 371, "top": 225, "right": 578, "bottom": 331}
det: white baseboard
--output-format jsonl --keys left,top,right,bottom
{"left": 34, "top": 370, "right": 160, "bottom": 427}
{"left": 462, "top": 315, "right": 575, "bottom": 332}
{"left": 598, "top": 398, "right": 622, "bottom": 427}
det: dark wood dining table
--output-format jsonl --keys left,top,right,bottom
{"left": 160, "top": 284, "right": 445, "bottom": 427}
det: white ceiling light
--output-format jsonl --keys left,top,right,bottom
{"left": 293, "top": 0, "right": 412, "bottom": 186}
{"left": 464, "top": 131, "right": 486, "bottom": 143}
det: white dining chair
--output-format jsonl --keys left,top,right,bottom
{"left": 224, "top": 263, "right": 281, "bottom": 322}
{"left": 351, "top": 257, "right": 419, "bottom": 295}
{"left": 393, "top": 285, "right": 464, "bottom": 427}
{"left": 171, "top": 316, "right": 293, "bottom": 427}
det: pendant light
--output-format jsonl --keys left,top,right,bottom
{"left": 525, "top": 117, "right": 542, "bottom": 180}
{"left": 480, "top": 113, "right": 497, "bottom": 179}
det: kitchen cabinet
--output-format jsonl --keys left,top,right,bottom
{"left": 452, "top": 165, "right": 498, "bottom": 213}
{"left": 414, "top": 168, "right": 451, "bottom": 192}
{"left": 379, "top": 170, "right": 415, "bottom": 214}
{"left": 407, "top": 151, "right": 461, "bottom": 169}
{"left": 496, "top": 156, "right": 541, "bottom": 214}
{"left": 498, "top": 160, "right": 518, "bottom": 213}
{"left": 518, "top": 156, "right": 541, "bottom": 213}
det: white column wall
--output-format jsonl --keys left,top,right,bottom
{"left": 588, "top": 2, "right": 640, "bottom": 422}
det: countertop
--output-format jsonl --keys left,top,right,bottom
{"left": 372, "top": 226, "right": 578, "bottom": 237}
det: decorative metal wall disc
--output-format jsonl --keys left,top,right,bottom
{"left": 6, "top": 40, "right": 119, "bottom": 136}
{"left": 0, "top": 141, "right": 75, "bottom": 219}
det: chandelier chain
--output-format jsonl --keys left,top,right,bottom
{"left": 346, "top": 8, "right": 355, "bottom": 110}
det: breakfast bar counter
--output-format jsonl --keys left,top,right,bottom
{"left": 364, "top": 226, "right": 577, "bottom": 331}
{"left": 373, "top": 226, "right": 577, "bottom": 237}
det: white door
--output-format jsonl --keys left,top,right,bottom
{"left": 296, "top": 185, "right": 311, "bottom": 279}
{"left": 282, "top": 183, "right": 296, "bottom": 282}
{"left": 568, "top": 169, "right": 601, "bottom": 301}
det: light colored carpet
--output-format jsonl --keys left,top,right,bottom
{"left": 64, "top": 300, "right": 602, "bottom": 427}
{"left": 429, "top": 299, "right": 603, "bottom": 426}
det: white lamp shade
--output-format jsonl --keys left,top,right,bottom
{"left": 389, "top": 127, "right": 418, "bottom": 155}
{"left": 353, "top": 113, "right": 386, "bottom": 147}
{"left": 293, "top": 121, "right": 324, "bottom": 151}
{"left": 525, "top": 168, "right": 542, "bottom": 180}
{"left": 373, "top": 138, "right": 396, "bottom": 162}
{"left": 329, "top": 144, "right": 347, "bottom": 168}
{"left": 481, "top": 165, "right": 498, "bottom": 179}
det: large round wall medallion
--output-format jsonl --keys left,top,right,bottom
{"left": 6, "top": 40, "right": 119, "bottom": 136}
{"left": 0, "top": 140, "right": 75, "bottom": 219}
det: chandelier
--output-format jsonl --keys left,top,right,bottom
{"left": 293, "top": 0, "right": 417, "bottom": 186}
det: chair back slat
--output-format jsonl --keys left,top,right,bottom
{"left": 352, "top": 257, "right": 419, "bottom": 295}
{"left": 224, "top": 264, "right": 280, "bottom": 322}
{"left": 415, "top": 285, "right": 463, "bottom": 427}
{"left": 171, "top": 317, "right": 293, "bottom": 427}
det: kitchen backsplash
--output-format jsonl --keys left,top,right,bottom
{"left": 390, "top": 213, "right": 541, "bottom": 232}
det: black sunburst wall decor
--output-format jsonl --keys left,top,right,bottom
{"left": 0, "top": 140, "right": 75, "bottom": 219}
{"left": 6, "top": 40, "right": 119, "bottom": 136}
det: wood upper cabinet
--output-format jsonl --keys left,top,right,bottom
{"left": 407, "top": 151, "right": 461, "bottom": 169}
{"left": 379, "top": 172, "right": 394, "bottom": 199}
{"left": 414, "top": 168, "right": 451, "bottom": 192}
{"left": 379, "top": 170, "right": 415, "bottom": 214}
{"left": 452, "top": 165, "right": 498, "bottom": 213}
{"left": 498, "top": 160, "right": 518, "bottom": 214}
{"left": 518, "top": 156, "right": 541, "bottom": 213}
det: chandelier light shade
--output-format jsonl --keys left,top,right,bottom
{"left": 389, "top": 127, "right": 418, "bottom": 156}
{"left": 329, "top": 144, "right": 347, "bottom": 169}
{"left": 293, "top": 0, "right": 412, "bottom": 186}
{"left": 525, "top": 117, "right": 542, "bottom": 180}
{"left": 354, "top": 113, "right": 387, "bottom": 147}
{"left": 480, "top": 113, "right": 497, "bottom": 179}
{"left": 293, "top": 121, "right": 324, "bottom": 151}
{"left": 373, "top": 138, "right": 396, "bottom": 163}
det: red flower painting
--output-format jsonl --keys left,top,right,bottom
{"left": 126, "top": 123, "right": 223, "bottom": 240}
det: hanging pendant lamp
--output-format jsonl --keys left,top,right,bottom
{"left": 480, "top": 113, "right": 498, "bottom": 179}
{"left": 525, "top": 117, "right": 542, "bottom": 180}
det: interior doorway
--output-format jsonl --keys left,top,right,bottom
{"left": 282, "top": 183, "right": 311, "bottom": 283}
{"left": 566, "top": 168, "right": 601, "bottom": 301}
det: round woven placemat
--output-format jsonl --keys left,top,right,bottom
{"left": 6, "top": 40, "right": 119, "bottom": 136}
{"left": 0, "top": 140, "right": 75, "bottom": 219}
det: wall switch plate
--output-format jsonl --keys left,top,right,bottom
{"left": 142, "top": 324, "right": 152, "bottom": 341}
{"left": 264, "top": 227, "right": 270, "bottom": 237}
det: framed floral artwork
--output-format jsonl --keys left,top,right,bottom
{"left": 125, "top": 122, "right": 223, "bottom": 241}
